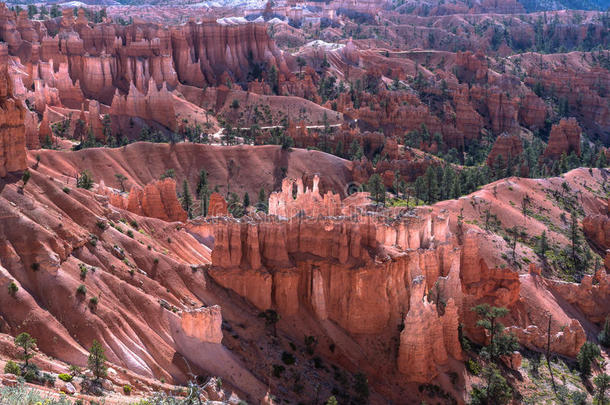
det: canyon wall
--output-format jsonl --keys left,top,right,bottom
{"left": 0, "top": 42, "right": 26, "bottom": 177}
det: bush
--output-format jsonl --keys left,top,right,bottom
{"left": 62, "top": 187, "right": 70, "bottom": 194}
{"left": 76, "top": 170, "right": 94, "bottom": 190}
{"left": 4, "top": 360, "right": 20, "bottom": 376}
{"left": 354, "top": 372, "right": 369, "bottom": 402}
{"left": 22, "top": 363, "right": 40, "bottom": 383}
{"left": 96, "top": 220, "right": 107, "bottom": 230}
{"left": 30, "top": 262, "right": 40, "bottom": 271}
{"left": 469, "top": 365, "right": 512, "bottom": 405}
{"left": 123, "top": 385, "right": 132, "bottom": 395}
{"left": 466, "top": 358, "right": 481, "bottom": 375}
{"left": 127, "top": 230, "right": 134, "bottom": 238}
{"left": 58, "top": 373, "right": 73, "bottom": 382}
{"left": 76, "top": 284, "right": 87, "bottom": 295}
{"left": 8, "top": 281, "right": 18, "bottom": 296}
{"left": 281, "top": 352, "right": 296, "bottom": 365}
{"left": 79, "top": 264, "right": 88, "bottom": 280}
{"left": 89, "top": 296, "right": 99, "bottom": 308}
{"left": 599, "top": 317, "right": 610, "bottom": 348}
{"left": 577, "top": 341, "right": 601, "bottom": 377}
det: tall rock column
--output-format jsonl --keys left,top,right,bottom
{"left": 0, "top": 43, "right": 26, "bottom": 177}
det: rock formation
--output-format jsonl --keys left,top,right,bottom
{"left": 104, "top": 178, "right": 187, "bottom": 222}
{"left": 179, "top": 305, "right": 223, "bottom": 344}
{"left": 208, "top": 193, "right": 228, "bottom": 217}
{"left": 0, "top": 43, "right": 26, "bottom": 177}
{"left": 486, "top": 134, "right": 523, "bottom": 167}
{"left": 543, "top": 118, "right": 582, "bottom": 160}
{"left": 268, "top": 175, "right": 341, "bottom": 217}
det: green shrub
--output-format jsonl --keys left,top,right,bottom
{"left": 466, "top": 358, "right": 481, "bottom": 375}
{"left": 79, "top": 264, "right": 88, "bottom": 280}
{"left": 8, "top": 281, "right": 18, "bottom": 296}
{"left": 599, "top": 317, "right": 610, "bottom": 348}
{"left": 577, "top": 341, "right": 601, "bottom": 377}
{"left": 76, "top": 170, "right": 94, "bottom": 190}
{"left": 62, "top": 187, "right": 70, "bottom": 194}
{"left": 123, "top": 384, "right": 132, "bottom": 395}
{"left": 281, "top": 352, "right": 296, "bottom": 365}
{"left": 96, "top": 220, "right": 107, "bottom": 230}
{"left": 89, "top": 296, "right": 99, "bottom": 308}
{"left": 272, "top": 364, "right": 285, "bottom": 378}
{"left": 127, "top": 230, "right": 134, "bottom": 238}
{"left": 22, "top": 364, "right": 40, "bottom": 383}
{"left": 76, "top": 284, "right": 87, "bottom": 295}
{"left": 4, "top": 360, "right": 20, "bottom": 376}
{"left": 58, "top": 373, "right": 73, "bottom": 382}
{"left": 469, "top": 365, "right": 511, "bottom": 405}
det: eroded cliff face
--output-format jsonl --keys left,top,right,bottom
{"left": 185, "top": 186, "right": 597, "bottom": 387}
{"left": 0, "top": 4, "right": 288, "bottom": 137}
{"left": 543, "top": 117, "right": 582, "bottom": 160}
{"left": 268, "top": 175, "right": 342, "bottom": 217}
{"left": 101, "top": 177, "right": 187, "bottom": 222}
{"left": 0, "top": 42, "right": 26, "bottom": 177}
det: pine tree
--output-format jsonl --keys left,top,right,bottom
{"left": 471, "top": 304, "right": 518, "bottom": 360}
{"left": 243, "top": 192, "right": 250, "bottom": 207}
{"left": 15, "top": 333, "right": 36, "bottom": 367}
{"left": 196, "top": 169, "right": 208, "bottom": 197}
{"left": 569, "top": 210, "right": 582, "bottom": 273}
{"left": 450, "top": 175, "right": 461, "bottom": 199}
{"left": 21, "top": 169, "right": 31, "bottom": 189}
{"left": 348, "top": 139, "right": 363, "bottom": 161}
{"left": 599, "top": 317, "right": 610, "bottom": 348}
{"left": 424, "top": 166, "right": 438, "bottom": 204}
{"left": 537, "top": 231, "right": 549, "bottom": 259}
{"left": 367, "top": 174, "right": 385, "bottom": 205}
{"left": 257, "top": 187, "right": 268, "bottom": 213}
{"left": 414, "top": 176, "right": 426, "bottom": 204}
{"left": 199, "top": 188, "right": 210, "bottom": 217}
{"left": 594, "top": 373, "right": 610, "bottom": 405}
{"left": 115, "top": 173, "right": 127, "bottom": 192}
{"left": 180, "top": 179, "right": 193, "bottom": 218}
{"left": 88, "top": 340, "right": 107, "bottom": 382}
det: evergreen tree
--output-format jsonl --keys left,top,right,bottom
{"left": 594, "top": 373, "right": 610, "bottom": 405}
{"left": 469, "top": 364, "right": 512, "bottom": 405}
{"left": 180, "top": 179, "right": 193, "bottom": 218}
{"left": 577, "top": 342, "right": 600, "bottom": 377}
{"left": 367, "top": 174, "right": 385, "bottom": 205}
{"left": 257, "top": 187, "right": 268, "bottom": 213}
{"left": 199, "top": 188, "right": 210, "bottom": 217}
{"left": 598, "top": 317, "right": 610, "bottom": 348}
{"left": 76, "top": 170, "right": 94, "bottom": 190}
{"left": 414, "top": 176, "right": 426, "bottom": 204}
{"left": 568, "top": 210, "right": 582, "bottom": 274}
{"left": 102, "top": 114, "right": 112, "bottom": 143}
{"left": 88, "top": 340, "right": 107, "bottom": 382}
{"left": 21, "top": 169, "right": 31, "bottom": 189}
{"left": 424, "top": 166, "right": 438, "bottom": 204}
{"left": 243, "top": 192, "right": 250, "bottom": 208}
{"left": 450, "top": 175, "right": 462, "bottom": 199}
{"left": 114, "top": 173, "right": 127, "bottom": 192}
{"left": 472, "top": 304, "right": 518, "bottom": 360}
{"left": 15, "top": 333, "right": 36, "bottom": 367}
{"left": 348, "top": 139, "right": 363, "bottom": 161}
{"left": 537, "top": 231, "right": 549, "bottom": 260}
{"left": 196, "top": 169, "right": 208, "bottom": 197}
